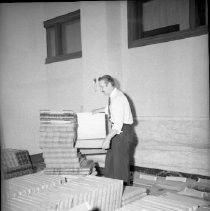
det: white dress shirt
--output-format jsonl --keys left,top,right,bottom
{"left": 105, "top": 88, "right": 133, "bottom": 134}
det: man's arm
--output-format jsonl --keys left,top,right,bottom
{"left": 102, "top": 128, "right": 118, "bottom": 149}
{"left": 91, "top": 107, "right": 105, "bottom": 114}
{"left": 102, "top": 100, "right": 124, "bottom": 149}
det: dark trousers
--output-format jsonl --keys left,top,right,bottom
{"left": 104, "top": 124, "right": 133, "bottom": 184}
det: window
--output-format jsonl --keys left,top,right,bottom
{"left": 127, "top": 0, "right": 208, "bottom": 48}
{"left": 44, "top": 10, "right": 82, "bottom": 64}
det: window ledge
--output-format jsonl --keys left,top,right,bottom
{"left": 45, "top": 51, "right": 82, "bottom": 64}
{"left": 128, "top": 26, "right": 208, "bottom": 49}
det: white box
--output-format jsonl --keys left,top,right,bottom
{"left": 77, "top": 112, "right": 107, "bottom": 139}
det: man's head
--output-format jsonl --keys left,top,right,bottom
{"left": 98, "top": 75, "right": 115, "bottom": 96}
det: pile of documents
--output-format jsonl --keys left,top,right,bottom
{"left": 1, "top": 149, "right": 33, "bottom": 179}
{"left": 117, "top": 192, "right": 210, "bottom": 211}
{"left": 75, "top": 112, "right": 108, "bottom": 167}
{"left": 132, "top": 172, "right": 158, "bottom": 188}
{"left": 2, "top": 171, "right": 66, "bottom": 200}
{"left": 3, "top": 175, "right": 123, "bottom": 211}
{"left": 133, "top": 172, "right": 187, "bottom": 191}
{"left": 40, "top": 110, "right": 94, "bottom": 176}
{"left": 122, "top": 186, "right": 147, "bottom": 206}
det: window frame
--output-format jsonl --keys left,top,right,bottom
{"left": 127, "top": 0, "right": 208, "bottom": 49}
{"left": 44, "top": 10, "right": 82, "bottom": 64}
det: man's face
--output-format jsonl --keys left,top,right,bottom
{"left": 99, "top": 80, "right": 112, "bottom": 96}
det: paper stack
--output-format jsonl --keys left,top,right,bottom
{"left": 117, "top": 192, "right": 210, "bottom": 211}
{"left": 2, "top": 171, "right": 66, "bottom": 200}
{"left": 132, "top": 171, "right": 157, "bottom": 187}
{"left": 75, "top": 112, "right": 108, "bottom": 168}
{"left": 40, "top": 110, "right": 94, "bottom": 176}
{"left": 178, "top": 187, "right": 209, "bottom": 199}
{"left": 1, "top": 149, "right": 33, "bottom": 179}
{"left": 196, "top": 207, "right": 210, "bottom": 211}
{"left": 166, "top": 176, "right": 187, "bottom": 182}
{"left": 198, "top": 178, "right": 210, "bottom": 184}
{"left": 163, "top": 192, "right": 210, "bottom": 207}
{"left": 69, "top": 202, "right": 92, "bottom": 211}
{"left": 133, "top": 172, "right": 187, "bottom": 191}
{"left": 3, "top": 188, "right": 74, "bottom": 211}
{"left": 3, "top": 175, "right": 123, "bottom": 211}
{"left": 122, "top": 186, "right": 147, "bottom": 206}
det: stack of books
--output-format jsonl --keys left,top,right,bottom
{"left": 117, "top": 192, "right": 210, "bottom": 211}
{"left": 133, "top": 172, "right": 187, "bottom": 191}
{"left": 132, "top": 172, "right": 157, "bottom": 188}
{"left": 122, "top": 186, "right": 147, "bottom": 206}
{"left": 1, "top": 149, "right": 33, "bottom": 179}
{"left": 40, "top": 110, "right": 94, "bottom": 176}
{"left": 3, "top": 175, "right": 123, "bottom": 211}
{"left": 2, "top": 171, "right": 66, "bottom": 200}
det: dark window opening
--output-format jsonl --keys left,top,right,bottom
{"left": 44, "top": 10, "right": 82, "bottom": 64}
{"left": 128, "top": 0, "right": 208, "bottom": 48}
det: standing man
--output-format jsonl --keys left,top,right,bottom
{"left": 94, "top": 75, "right": 133, "bottom": 185}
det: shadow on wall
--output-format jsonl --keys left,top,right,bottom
{"left": 114, "top": 77, "right": 139, "bottom": 181}
{"left": 124, "top": 93, "right": 139, "bottom": 164}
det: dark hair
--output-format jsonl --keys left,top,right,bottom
{"left": 98, "top": 75, "right": 115, "bottom": 87}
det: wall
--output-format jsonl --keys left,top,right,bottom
{"left": 0, "top": 3, "right": 48, "bottom": 154}
{"left": 0, "top": 2, "right": 209, "bottom": 175}
{"left": 81, "top": 1, "right": 209, "bottom": 175}
{"left": 0, "top": 2, "right": 84, "bottom": 154}
{"left": 120, "top": 1, "right": 209, "bottom": 176}
{"left": 80, "top": 1, "right": 123, "bottom": 111}
{"left": 43, "top": 2, "right": 83, "bottom": 112}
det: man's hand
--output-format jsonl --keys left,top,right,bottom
{"left": 91, "top": 107, "right": 105, "bottom": 115}
{"left": 102, "top": 128, "right": 118, "bottom": 149}
{"left": 91, "top": 109, "right": 98, "bottom": 115}
{"left": 102, "top": 137, "right": 111, "bottom": 149}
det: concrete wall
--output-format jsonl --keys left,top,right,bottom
{"left": 119, "top": 2, "right": 209, "bottom": 175}
{"left": 0, "top": 1, "right": 209, "bottom": 175}
{"left": 43, "top": 2, "right": 84, "bottom": 112}
{"left": 0, "top": 3, "right": 48, "bottom": 154}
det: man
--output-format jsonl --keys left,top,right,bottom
{"left": 93, "top": 75, "right": 133, "bottom": 185}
